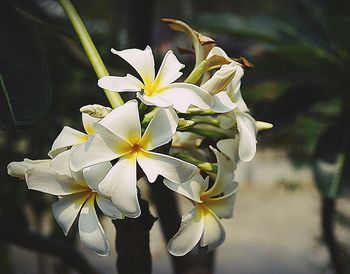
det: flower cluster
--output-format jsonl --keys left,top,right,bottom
{"left": 7, "top": 19, "right": 271, "bottom": 256}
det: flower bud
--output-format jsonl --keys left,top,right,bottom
{"left": 80, "top": 104, "right": 112, "bottom": 118}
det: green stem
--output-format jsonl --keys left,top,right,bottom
{"left": 59, "top": 0, "right": 124, "bottom": 108}
{"left": 184, "top": 60, "right": 207, "bottom": 84}
{"left": 191, "top": 116, "right": 220, "bottom": 127}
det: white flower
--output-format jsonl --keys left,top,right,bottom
{"left": 25, "top": 150, "right": 121, "bottom": 256}
{"left": 164, "top": 148, "right": 238, "bottom": 256}
{"left": 70, "top": 100, "right": 198, "bottom": 218}
{"left": 49, "top": 113, "right": 100, "bottom": 158}
{"left": 98, "top": 46, "right": 213, "bottom": 113}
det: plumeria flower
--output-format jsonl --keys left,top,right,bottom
{"left": 48, "top": 113, "right": 99, "bottom": 158}
{"left": 165, "top": 148, "right": 238, "bottom": 256}
{"left": 70, "top": 100, "right": 198, "bottom": 218}
{"left": 24, "top": 150, "right": 121, "bottom": 256}
{"left": 98, "top": 46, "right": 213, "bottom": 113}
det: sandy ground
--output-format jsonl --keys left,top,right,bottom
{"left": 9, "top": 150, "right": 333, "bottom": 274}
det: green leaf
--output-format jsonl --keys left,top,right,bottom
{"left": 313, "top": 121, "right": 350, "bottom": 198}
{"left": 0, "top": 1, "right": 51, "bottom": 129}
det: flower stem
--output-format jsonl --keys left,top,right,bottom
{"left": 58, "top": 0, "right": 124, "bottom": 108}
{"left": 184, "top": 60, "right": 207, "bottom": 84}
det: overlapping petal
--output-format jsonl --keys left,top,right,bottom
{"left": 167, "top": 207, "right": 204, "bottom": 256}
{"left": 52, "top": 191, "right": 90, "bottom": 235}
{"left": 82, "top": 113, "right": 100, "bottom": 135}
{"left": 157, "top": 83, "right": 213, "bottom": 113}
{"left": 212, "top": 92, "right": 236, "bottom": 113}
{"left": 83, "top": 162, "right": 112, "bottom": 190}
{"left": 217, "top": 138, "right": 240, "bottom": 163}
{"left": 98, "top": 154, "right": 140, "bottom": 218}
{"left": 49, "top": 126, "right": 87, "bottom": 158}
{"left": 78, "top": 196, "right": 110, "bottom": 256}
{"left": 164, "top": 173, "right": 208, "bottom": 203}
{"left": 204, "top": 189, "right": 237, "bottom": 219}
{"left": 200, "top": 209, "right": 225, "bottom": 251}
{"left": 139, "top": 108, "right": 178, "bottom": 150}
{"left": 96, "top": 195, "right": 123, "bottom": 219}
{"left": 137, "top": 151, "right": 197, "bottom": 183}
{"left": 26, "top": 167, "right": 86, "bottom": 195}
{"left": 98, "top": 74, "right": 143, "bottom": 92}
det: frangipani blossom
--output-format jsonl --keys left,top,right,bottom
{"left": 165, "top": 148, "right": 238, "bottom": 256}
{"left": 98, "top": 46, "right": 213, "bottom": 113}
{"left": 49, "top": 113, "right": 100, "bottom": 158}
{"left": 70, "top": 100, "right": 198, "bottom": 218}
{"left": 24, "top": 151, "right": 121, "bottom": 256}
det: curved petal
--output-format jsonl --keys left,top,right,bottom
{"left": 137, "top": 151, "right": 197, "bottom": 183}
{"left": 98, "top": 154, "right": 140, "bottom": 218}
{"left": 96, "top": 194, "right": 123, "bottom": 219}
{"left": 201, "top": 63, "right": 236, "bottom": 95}
{"left": 49, "top": 126, "right": 87, "bottom": 158}
{"left": 200, "top": 208, "right": 225, "bottom": 251}
{"left": 154, "top": 50, "right": 184, "bottom": 87}
{"left": 137, "top": 92, "right": 173, "bottom": 108}
{"left": 202, "top": 148, "right": 235, "bottom": 198}
{"left": 167, "top": 207, "right": 204, "bottom": 256}
{"left": 236, "top": 112, "right": 257, "bottom": 162}
{"left": 98, "top": 100, "right": 141, "bottom": 143}
{"left": 218, "top": 113, "right": 235, "bottom": 129}
{"left": 139, "top": 108, "right": 178, "bottom": 150}
{"left": 78, "top": 195, "right": 110, "bottom": 256}
{"left": 83, "top": 162, "right": 112, "bottom": 191}
{"left": 163, "top": 173, "right": 208, "bottom": 203}
{"left": 51, "top": 150, "right": 72, "bottom": 177}
{"left": 98, "top": 74, "right": 143, "bottom": 92}
{"left": 204, "top": 184, "right": 238, "bottom": 219}
{"left": 217, "top": 138, "right": 239, "bottom": 163}
{"left": 7, "top": 159, "right": 50, "bottom": 180}
{"left": 70, "top": 134, "right": 128, "bottom": 172}
{"left": 82, "top": 113, "right": 100, "bottom": 135}
{"left": 158, "top": 83, "right": 213, "bottom": 113}
{"left": 212, "top": 92, "right": 236, "bottom": 113}
{"left": 25, "top": 167, "right": 86, "bottom": 195}
{"left": 52, "top": 192, "right": 90, "bottom": 235}
{"left": 111, "top": 46, "right": 155, "bottom": 86}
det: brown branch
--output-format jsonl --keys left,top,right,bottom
{"left": 0, "top": 215, "right": 99, "bottom": 274}
{"left": 113, "top": 197, "right": 157, "bottom": 274}
{"left": 321, "top": 197, "right": 350, "bottom": 274}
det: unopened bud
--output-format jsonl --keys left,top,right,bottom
{"left": 80, "top": 104, "right": 112, "bottom": 118}
{"left": 256, "top": 121, "right": 273, "bottom": 131}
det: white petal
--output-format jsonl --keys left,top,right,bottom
{"left": 78, "top": 196, "right": 110, "bottom": 256}
{"left": 154, "top": 50, "right": 184, "bottom": 87}
{"left": 201, "top": 63, "right": 236, "bottom": 95}
{"left": 167, "top": 207, "right": 204, "bottom": 256}
{"left": 137, "top": 151, "right": 197, "bottom": 183}
{"left": 82, "top": 113, "right": 100, "bottom": 135}
{"left": 111, "top": 46, "right": 155, "bottom": 87}
{"left": 140, "top": 108, "right": 178, "bottom": 150}
{"left": 51, "top": 150, "right": 72, "bottom": 177}
{"left": 158, "top": 83, "right": 213, "bottom": 113}
{"left": 200, "top": 208, "right": 225, "bottom": 251}
{"left": 98, "top": 74, "right": 143, "bottom": 92}
{"left": 83, "top": 162, "right": 112, "bottom": 190}
{"left": 207, "top": 46, "right": 229, "bottom": 60}
{"left": 204, "top": 184, "right": 238, "bottom": 219}
{"left": 96, "top": 194, "right": 123, "bottom": 219}
{"left": 98, "top": 154, "right": 140, "bottom": 218}
{"left": 217, "top": 138, "right": 240, "bottom": 163}
{"left": 218, "top": 113, "right": 235, "bottom": 129}
{"left": 137, "top": 92, "right": 173, "bottom": 108}
{"left": 98, "top": 100, "right": 141, "bottom": 143}
{"left": 7, "top": 159, "right": 50, "bottom": 180}
{"left": 212, "top": 92, "right": 236, "bottom": 113}
{"left": 70, "top": 134, "right": 127, "bottom": 172}
{"left": 236, "top": 112, "right": 257, "bottom": 162}
{"left": 163, "top": 173, "right": 208, "bottom": 203}
{"left": 52, "top": 192, "right": 89, "bottom": 235}
{"left": 25, "top": 167, "right": 85, "bottom": 195}
{"left": 202, "top": 148, "right": 235, "bottom": 198}
{"left": 49, "top": 126, "right": 87, "bottom": 158}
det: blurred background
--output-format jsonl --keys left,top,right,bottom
{"left": 1, "top": 0, "right": 350, "bottom": 273}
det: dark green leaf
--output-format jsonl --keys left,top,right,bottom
{"left": 0, "top": 1, "right": 51, "bottom": 129}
